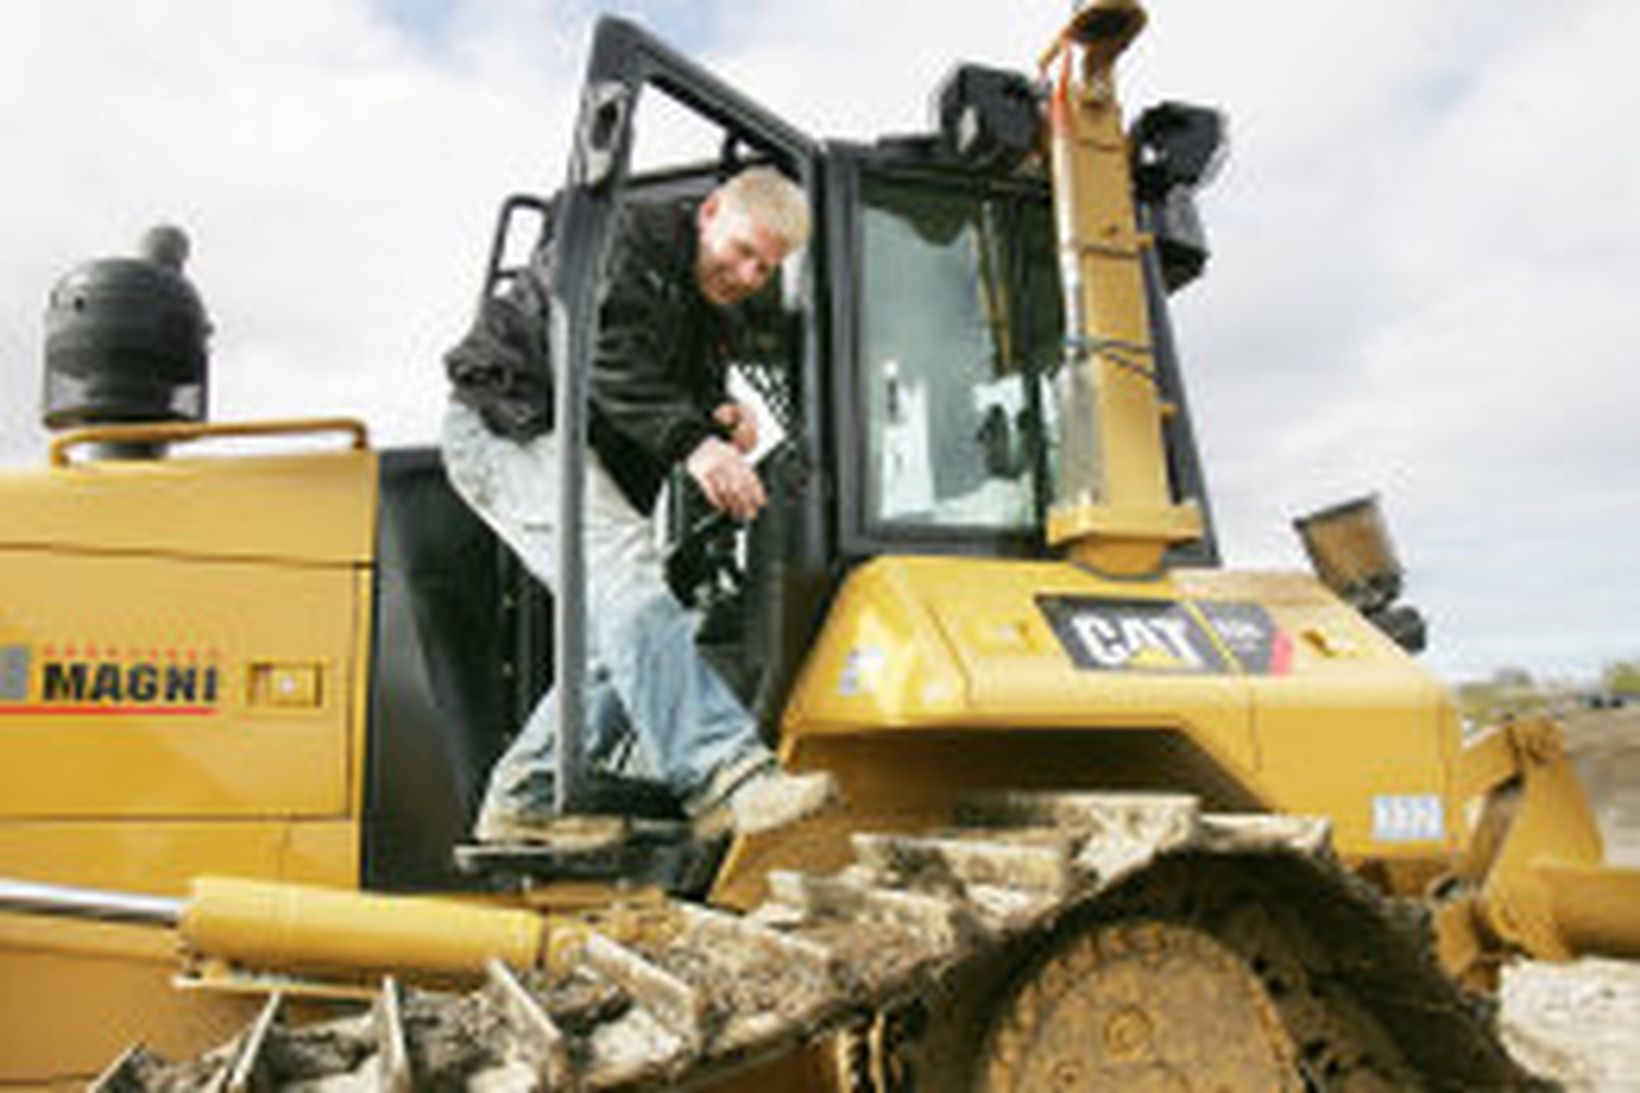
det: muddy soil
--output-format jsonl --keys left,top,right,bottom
{"left": 1567, "top": 707, "right": 1640, "bottom": 867}
{"left": 400, "top": 989, "right": 513, "bottom": 1089}
{"left": 1499, "top": 707, "right": 1640, "bottom": 1090}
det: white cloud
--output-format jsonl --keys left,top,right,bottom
{"left": 0, "top": 0, "right": 1634, "bottom": 681}
{"left": 0, "top": 0, "right": 582, "bottom": 455}
{"left": 1136, "top": 0, "right": 1640, "bottom": 678}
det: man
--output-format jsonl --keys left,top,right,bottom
{"left": 442, "top": 166, "right": 835, "bottom": 843}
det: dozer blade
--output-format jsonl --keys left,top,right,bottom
{"left": 1444, "top": 716, "right": 1640, "bottom": 981}
{"left": 1537, "top": 857, "right": 1640, "bottom": 959}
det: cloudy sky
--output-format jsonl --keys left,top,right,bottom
{"left": 1, "top": 0, "right": 1634, "bottom": 683}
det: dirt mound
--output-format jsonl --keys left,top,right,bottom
{"left": 1565, "top": 707, "right": 1640, "bottom": 866}
{"left": 1503, "top": 959, "right": 1640, "bottom": 1090}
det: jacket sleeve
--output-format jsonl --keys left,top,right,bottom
{"left": 590, "top": 225, "right": 722, "bottom": 468}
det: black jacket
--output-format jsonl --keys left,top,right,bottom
{"left": 445, "top": 198, "right": 732, "bottom": 514}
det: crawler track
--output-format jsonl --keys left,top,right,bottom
{"left": 97, "top": 794, "right": 1537, "bottom": 1091}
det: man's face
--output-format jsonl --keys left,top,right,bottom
{"left": 695, "top": 194, "right": 789, "bottom": 307}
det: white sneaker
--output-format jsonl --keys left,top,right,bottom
{"left": 687, "top": 756, "right": 838, "bottom": 839}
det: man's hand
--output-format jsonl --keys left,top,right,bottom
{"left": 713, "top": 401, "right": 759, "bottom": 454}
{"left": 685, "top": 435, "right": 767, "bottom": 521}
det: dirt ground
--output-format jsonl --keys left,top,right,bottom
{"left": 1498, "top": 707, "right": 1640, "bottom": 1090}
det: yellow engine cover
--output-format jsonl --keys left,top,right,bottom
{"left": 781, "top": 556, "right": 1462, "bottom": 863}
{"left": 0, "top": 438, "right": 378, "bottom": 1077}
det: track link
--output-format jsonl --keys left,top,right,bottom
{"left": 96, "top": 793, "right": 1539, "bottom": 1091}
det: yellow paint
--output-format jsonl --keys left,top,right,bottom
{"left": 0, "top": 820, "right": 366, "bottom": 1078}
{"left": 1465, "top": 720, "right": 1611, "bottom": 958}
{"left": 1538, "top": 859, "right": 1640, "bottom": 959}
{"left": 248, "top": 661, "right": 325, "bottom": 709}
{"left": 3, "top": 6, "right": 1626, "bottom": 1082}
{"left": 0, "top": 925, "right": 263, "bottom": 1082}
{"left": 0, "top": 821, "right": 358, "bottom": 900}
{"left": 1042, "top": 0, "right": 1201, "bottom": 574}
{"left": 2, "top": 441, "right": 375, "bottom": 564}
{"left": 180, "top": 876, "right": 545, "bottom": 983}
{"left": 48, "top": 416, "right": 368, "bottom": 469}
{"left": 1432, "top": 716, "right": 1640, "bottom": 984}
{"left": 779, "top": 557, "right": 1467, "bottom": 869}
{"left": 0, "top": 436, "right": 377, "bottom": 1080}
{"left": 0, "top": 556, "right": 365, "bottom": 818}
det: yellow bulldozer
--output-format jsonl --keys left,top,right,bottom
{"left": 2, "top": 2, "right": 1636, "bottom": 1088}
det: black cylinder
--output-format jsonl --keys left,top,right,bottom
{"left": 41, "top": 225, "right": 210, "bottom": 436}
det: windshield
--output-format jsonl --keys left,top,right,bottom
{"left": 858, "top": 176, "right": 1063, "bottom": 536}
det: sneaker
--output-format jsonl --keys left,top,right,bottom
{"left": 687, "top": 755, "right": 838, "bottom": 840}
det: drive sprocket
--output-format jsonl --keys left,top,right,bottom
{"left": 980, "top": 919, "right": 1300, "bottom": 1092}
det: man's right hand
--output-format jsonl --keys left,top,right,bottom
{"left": 685, "top": 436, "right": 767, "bottom": 521}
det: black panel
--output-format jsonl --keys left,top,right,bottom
{"left": 362, "top": 447, "right": 543, "bottom": 891}
{"left": 1138, "top": 201, "right": 1221, "bottom": 568}
{"left": 1195, "top": 601, "right": 1285, "bottom": 674}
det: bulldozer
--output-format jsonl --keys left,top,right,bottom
{"left": 3, "top": 1, "right": 1637, "bottom": 1087}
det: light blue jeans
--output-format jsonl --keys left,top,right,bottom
{"left": 440, "top": 397, "right": 768, "bottom": 822}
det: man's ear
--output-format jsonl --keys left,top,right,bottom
{"left": 698, "top": 192, "right": 720, "bottom": 233}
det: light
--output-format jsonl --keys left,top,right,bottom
{"left": 1133, "top": 103, "right": 1229, "bottom": 199}
{"left": 933, "top": 64, "right": 1042, "bottom": 175}
{"left": 1131, "top": 102, "right": 1228, "bottom": 292}
{"left": 1293, "top": 495, "right": 1427, "bottom": 654}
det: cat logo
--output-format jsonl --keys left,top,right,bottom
{"left": 1068, "top": 613, "right": 1206, "bottom": 671}
{"left": 1038, "top": 596, "right": 1226, "bottom": 675}
{"left": 1039, "top": 596, "right": 1293, "bottom": 676}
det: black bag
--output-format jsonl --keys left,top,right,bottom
{"left": 444, "top": 201, "right": 559, "bottom": 441}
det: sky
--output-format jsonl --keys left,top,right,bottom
{"left": 0, "top": 0, "right": 1635, "bottom": 683}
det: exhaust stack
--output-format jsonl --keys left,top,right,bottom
{"left": 42, "top": 225, "right": 211, "bottom": 460}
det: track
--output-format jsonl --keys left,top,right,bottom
{"left": 96, "top": 794, "right": 1538, "bottom": 1091}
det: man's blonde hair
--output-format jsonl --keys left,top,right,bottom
{"left": 718, "top": 166, "right": 811, "bottom": 251}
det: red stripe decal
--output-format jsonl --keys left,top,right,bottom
{"left": 1268, "top": 630, "right": 1294, "bottom": 676}
{"left": 0, "top": 704, "right": 218, "bottom": 717}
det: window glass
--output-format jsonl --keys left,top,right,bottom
{"left": 859, "top": 179, "right": 1060, "bottom": 533}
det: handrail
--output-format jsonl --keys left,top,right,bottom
{"left": 49, "top": 417, "right": 370, "bottom": 467}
